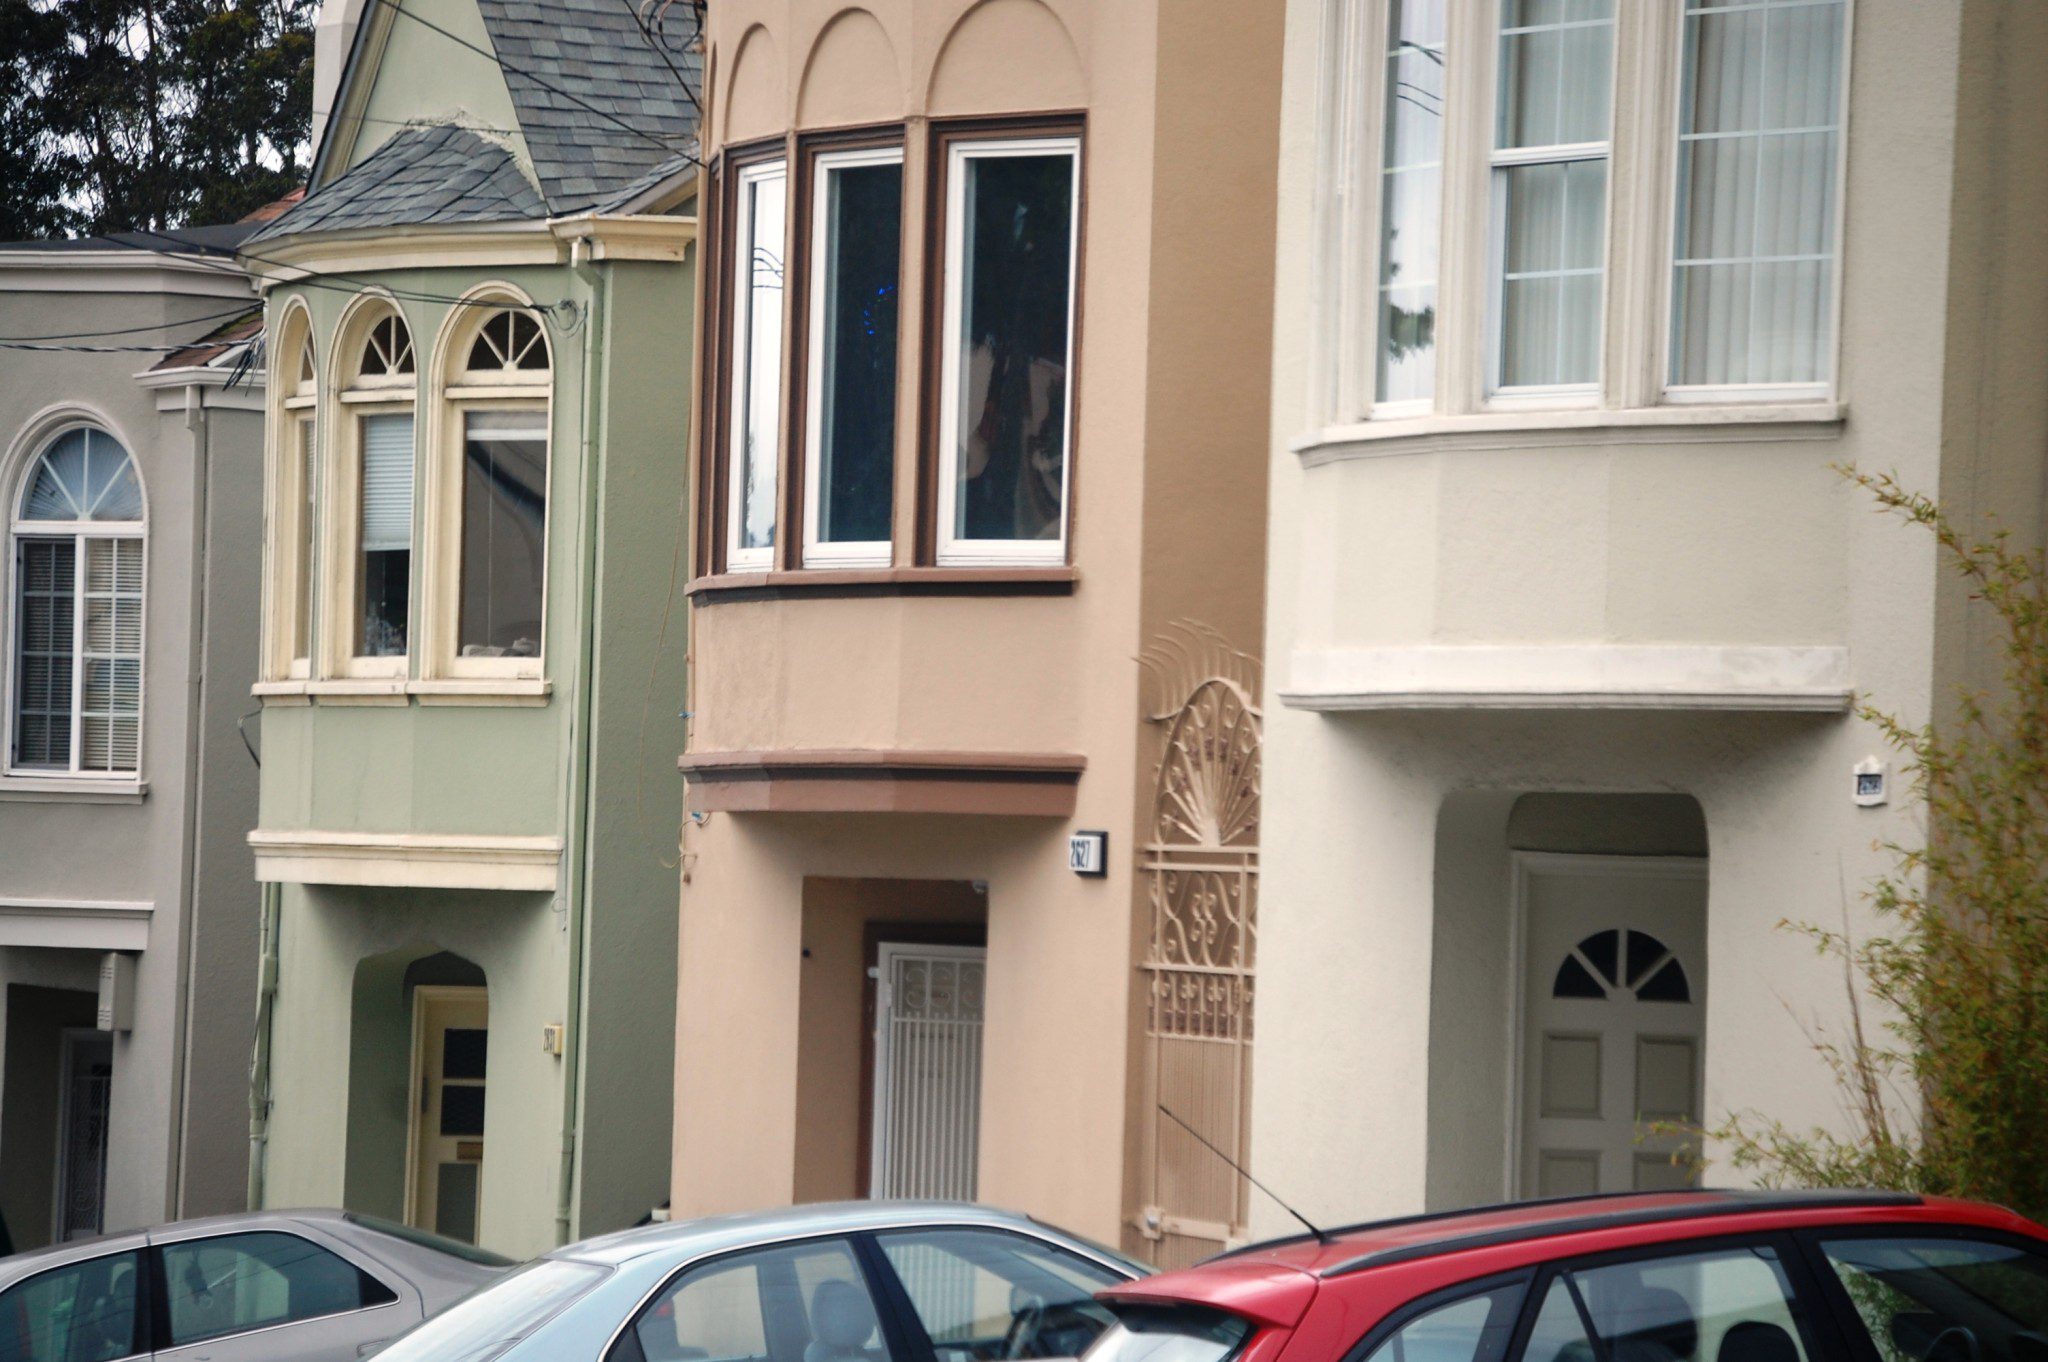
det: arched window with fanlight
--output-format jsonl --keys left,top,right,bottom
{"left": 264, "top": 299, "right": 320, "bottom": 681}
{"left": 9, "top": 426, "right": 145, "bottom": 775}
{"left": 430, "top": 300, "right": 550, "bottom": 681}
{"left": 331, "top": 300, "right": 418, "bottom": 676}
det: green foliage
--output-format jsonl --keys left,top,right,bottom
{"left": 1699, "top": 468, "right": 2048, "bottom": 1221}
{"left": 0, "top": 0, "right": 313, "bottom": 240}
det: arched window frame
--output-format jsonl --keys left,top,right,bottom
{"left": 323, "top": 295, "right": 420, "bottom": 682}
{"left": 421, "top": 287, "right": 553, "bottom": 688}
{"left": 262, "top": 297, "right": 320, "bottom": 682}
{"left": 5, "top": 417, "right": 148, "bottom": 779}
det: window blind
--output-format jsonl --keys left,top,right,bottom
{"left": 360, "top": 413, "right": 415, "bottom": 553}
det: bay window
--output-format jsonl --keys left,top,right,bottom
{"left": 1321, "top": 0, "right": 1848, "bottom": 425}
{"left": 704, "top": 121, "right": 1082, "bottom": 579}
{"left": 10, "top": 427, "right": 145, "bottom": 776}
{"left": 727, "top": 159, "right": 787, "bottom": 572}
{"left": 802, "top": 146, "right": 902, "bottom": 568}
{"left": 936, "top": 137, "right": 1080, "bottom": 565}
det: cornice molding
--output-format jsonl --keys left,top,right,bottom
{"left": 549, "top": 212, "right": 698, "bottom": 262}
{"left": 242, "top": 225, "right": 564, "bottom": 285}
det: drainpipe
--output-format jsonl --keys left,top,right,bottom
{"left": 168, "top": 383, "right": 209, "bottom": 1219}
{"left": 247, "top": 880, "right": 280, "bottom": 1208}
{"left": 556, "top": 256, "right": 609, "bottom": 1245}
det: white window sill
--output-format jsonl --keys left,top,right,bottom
{"left": 411, "top": 678, "right": 551, "bottom": 707}
{"left": 272, "top": 678, "right": 553, "bottom": 708}
{"left": 1290, "top": 401, "right": 1846, "bottom": 465}
{"left": 0, "top": 774, "right": 148, "bottom": 803}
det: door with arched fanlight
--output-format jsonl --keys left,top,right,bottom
{"left": 1516, "top": 855, "right": 1706, "bottom": 1198}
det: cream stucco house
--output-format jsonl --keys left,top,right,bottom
{"left": 1253, "top": 0, "right": 2048, "bottom": 1228}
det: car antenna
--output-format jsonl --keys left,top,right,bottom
{"left": 1158, "top": 1103, "right": 1329, "bottom": 1245}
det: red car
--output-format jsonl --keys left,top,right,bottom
{"left": 1092, "top": 1191, "right": 2048, "bottom": 1362}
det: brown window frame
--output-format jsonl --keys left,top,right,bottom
{"left": 917, "top": 113, "right": 1086, "bottom": 569}
{"left": 693, "top": 115, "right": 1086, "bottom": 594}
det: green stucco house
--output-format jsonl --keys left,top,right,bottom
{"left": 238, "top": 0, "right": 697, "bottom": 1255}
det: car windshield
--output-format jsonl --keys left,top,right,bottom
{"left": 1082, "top": 1304, "right": 1254, "bottom": 1362}
{"left": 344, "top": 1212, "right": 517, "bottom": 1267}
{"left": 372, "top": 1258, "right": 608, "bottom": 1362}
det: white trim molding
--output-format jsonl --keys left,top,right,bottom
{"left": 250, "top": 829, "right": 565, "bottom": 890}
{"left": 0, "top": 898, "right": 153, "bottom": 950}
{"left": 1281, "top": 643, "right": 1852, "bottom": 712}
{"left": 549, "top": 212, "right": 698, "bottom": 262}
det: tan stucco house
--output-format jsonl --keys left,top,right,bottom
{"left": 1253, "top": 0, "right": 2048, "bottom": 1229}
{"left": 674, "top": 0, "right": 1282, "bottom": 1265}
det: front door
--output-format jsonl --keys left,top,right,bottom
{"left": 406, "top": 986, "right": 487, "bottom": 1243}
{"left": 870, "top": 943, "right": 986, "bottom": 1200}
{"left": 1518, "top": 856, "right": 1706, "bottom": 1197}
{"left": 54, "top": 1028, "right": 110, "bottom": 1242}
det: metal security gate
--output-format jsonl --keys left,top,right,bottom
{"left": 870, "top": 944, "right": 986, "bottom": 1201}
{"left": 1138, "top": 673, "right": 1261, "bottom": 1269}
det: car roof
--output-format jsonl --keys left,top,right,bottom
{"left": 1102, "top": 1190, "right": 2047, "bottom": 1318}
{"left": 551, "top": 1200, "right": 1136, "bottom": 1271}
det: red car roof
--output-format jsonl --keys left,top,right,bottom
{"left": 1102, "top": 1191, "right": 2046, "bottom": 1327}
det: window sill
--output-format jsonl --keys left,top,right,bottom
{"left": 287, "top": 678, "right": 554, "bottom": 707}
{"left": 305, "top": 679, "right": 410, "bottom": 706}
{"left": 0, "top": 774, "right": 148, "bottom": 804}
{"left": 1290, "top": 401, "right": 1846, "bottom": 465}
{"left": 412, "top": 678, "right": 552, "bottom": 707}
{"left": 687, "top": 566, "right": 1077, "bottom": 603}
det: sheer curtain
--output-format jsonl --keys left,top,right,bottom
{"left": 1672, "top": 0, "right": 1845, "bottom": 388}
{"left": 1375, "top": 0, "right": 1447, "bottom": 406}
{"left": 1494, "top": 0, "right": 1615, "bottom": 390}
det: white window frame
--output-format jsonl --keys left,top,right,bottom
{"left": 324, "top": 300, "right": 418, "bottom": 682}
{"left": 726, "top": 158, "right": 788, "bottom": 573}
{"left": 1484, "top": 6, "right": 1617, "bottom": 406}
{"left": 262, "top": 304, "right": 319, "bottom": 684}
{"left": 934, "top": 135, "right": 1081, "bottom": 569}
{"left": 423, "top": 296, "right": 552, "bottom": 684}
{"left": 1308, "top": 0, "right": 1851, "bottom": 434}
{"left": 6, "top": 422, "right": 148, "bottom": 780}
{"left": 802, "top": 144, "right": 904, "bottom": 570}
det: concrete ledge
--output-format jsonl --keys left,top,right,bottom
{"left": 1280, "top": 644, "right": 1853, "bottom": 712}
{"left": 249, "top": 830, "right": 564, "bottom": 890}
{"left": 0, "top": 898, "right": 153, "bottom": 951}
{"left": 679, "top": 749, "right": 1086, "bottom": 816}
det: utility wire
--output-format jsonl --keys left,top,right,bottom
{"left": 622, "top": 0, "right": 703, "bottom": 118}
{"left": 0, "top": 301, "right": 257, "bottom": 343}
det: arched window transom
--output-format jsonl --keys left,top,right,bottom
{"left": 361, "top": 313, "right": 415, "bottom": 379}
{"left": 1552, "top": 928, "right": 1691, "bottom": 1004}
{"left": 11, "top": 427, "right": 145, "bottom": 775}
{"left": 465, "top": 310, "right": 548, "bottom": 376}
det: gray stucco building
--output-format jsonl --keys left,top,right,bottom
{"left": 0, "top": 229, "right": 267, "bottom": 1247}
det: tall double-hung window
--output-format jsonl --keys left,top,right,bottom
{"left": 339, "top": 307, "right": 417, "bottom": 673}
{"left": 10, "top": 428, "right": 145, "bottom": 775}
{"left": 1328, "top": 0, "right": 1848, "bottom": 423}
{"left": 727, "top": 159, "right": 787, "bottom": 572}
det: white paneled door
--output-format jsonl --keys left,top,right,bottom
{"left": 1518, "top": 856, "right": 1707, "bottom": 1198}
{"left": 870, "top": 943, "right": 986, "bottom": 1201}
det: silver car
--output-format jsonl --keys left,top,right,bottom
{"left": 0, "top": 1208, "right": 509, "bottom": 1361}
{"left": 372, "top": 1201, "right": 1147, "bottom": 1362}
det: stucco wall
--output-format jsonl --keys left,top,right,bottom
{"left": 1250, "top": 0, "right": 1972, "bottom": 1232}
{"left": 0, "top": 266, "right": 264, "bottom": 1239}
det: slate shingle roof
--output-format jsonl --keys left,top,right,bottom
{"left": 249, "top": 124, "right": 544, "bottom": 244}
{"left": 473, "top": 0, "right": 701, "bottom": 212}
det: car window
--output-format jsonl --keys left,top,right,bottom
{"left": 1358, "top": 1283, "right": 1526, "bottom": 1362}
{"left": 611, "top": 1238, "right": 891, "bottom": 1362}
{"left": 0, "top": 1250, "right": 143, "bottom": 1362}
{"left": 875, "top": 1228, "right": 1123, "bottom": 1362}
{"left": 158, "top": 1230, "right": 395, "bottom": 1346}
{"left": 1524, "top": 1244, "right": 1813, "bottom": 1362}
{"left": 1817, "top": 1236, "right": 2048, "bottom": 1362}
